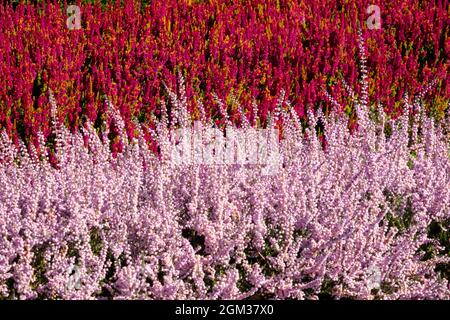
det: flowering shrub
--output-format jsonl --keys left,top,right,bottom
{"left": 1, "top": 71, "right": 449, "bottom": 299}
{"left": 0, "top": 0, "right": 449, "bottom": 301}
{"left": 0, "top": 0, "right": 449, "bottom": 144}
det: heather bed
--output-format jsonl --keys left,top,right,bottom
{"left": 0, "top": 0, "right": 449, "bottom": 300}
{"left": 0, "top": 0, "right": 449, "bottom": 146}
{"left": 0, "top": 76, "right": 449, "bottom": 299}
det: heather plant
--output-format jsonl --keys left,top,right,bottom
{"left": 0, "top": 0, "right": 448, "bottom": 144}
{"left": 0, "top": 70, "right": 449, "bottom": 300}
{"left": 0, "top": 0, "right": 449, "bottom": 301}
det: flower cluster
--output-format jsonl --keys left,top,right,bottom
{"left": 0, "top": 0, "right": 449, "bottom": 144}
{"left": 0, "top": 0, "right": 448, "bottom": 301}
{"left": 0, "top": 72, "right": 448, "bottom": 299}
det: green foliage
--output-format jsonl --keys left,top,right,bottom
{"left": 31, "top": 243, "right": 49, "bottom": 291}
{"left": 89, "top": 227, "right": 103, "bottom": 257}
